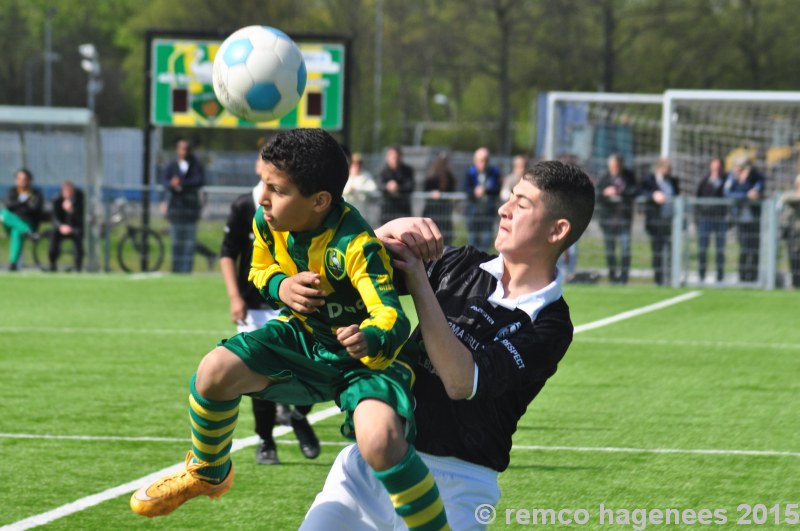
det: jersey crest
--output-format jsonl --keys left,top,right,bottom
{"left": 325, "top": 247, "right": 346, "bottom": 280}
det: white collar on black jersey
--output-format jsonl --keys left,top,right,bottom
{"left": 478, "top": 256, "right": 564, "bottom": 320}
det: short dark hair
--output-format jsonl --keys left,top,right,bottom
{"left": 523, "top": 160, "right": 595, "bottom": 252}
{"left": 260, "top": 129, "right": 349, "bottom": 203}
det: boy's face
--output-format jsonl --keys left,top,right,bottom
{"left": 495, "top": 179, "right": 560, "bottom": 260}
{"left": 258, "top": 162, "right": 320, "bottom": 232}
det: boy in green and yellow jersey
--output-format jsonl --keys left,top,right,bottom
{"left": 131, "top": 129, "right": 449, "bottom": 531}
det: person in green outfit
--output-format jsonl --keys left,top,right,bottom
{"left": 1, "top": 168, "right": 44, "bottom": 271}
{"left": 131, "top": 129, "right": 450, "bottom": 531}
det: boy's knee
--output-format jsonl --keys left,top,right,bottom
{"left": 357, "top": 422, "right": 406, "bottom": 471}
{"left": 195, "top": 347, "right": 238, "bottom": 396}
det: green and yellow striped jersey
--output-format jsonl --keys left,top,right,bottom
{"left": 248, "top": 200, "right": 409, "bottom": 370}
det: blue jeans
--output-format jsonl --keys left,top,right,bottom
{"left": 602, "top": 224, "right": 632, "bottom": 283}
{"left": 466, "top": 198, "right": 497, "bottom": 251}
{"left": 169, "top": 222, "right": 197, "bottom": 273}
{"left": 697, "top": 218, "right": 727, "bottom": 281}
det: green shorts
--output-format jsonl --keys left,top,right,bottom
{"left": 219, "top": 315, "right": 417, "bottom": 442}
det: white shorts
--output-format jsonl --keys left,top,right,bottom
{"left": 301, "top": 444, "right": 500, "bottom": 531}
{"left": 236, "top": 308, "right": 281, "bottom": 333}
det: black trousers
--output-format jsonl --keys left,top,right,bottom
{"left": 252, "top": 398, "right": 311, "bottom": 441}
{"left": 49, "top": 230, "right": 84, "bottom": 271}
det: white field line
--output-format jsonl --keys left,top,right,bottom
{"left": 511, "top": 445, "right": 800, "bottom": 458}
{"left": 0, "top": 433, "right": 188, "bottom": 443}
{"left": 573, "top": 291, "right": 702, "bottom": 333}
{"left": 575, "top": 336, "right": 800, "bottom": 351}
{"left": 0, "top": 326, "right": 231, "bottom": 335}
{"left": 3, "top": 291, "right": 704, "bottom": 530}
{"left": 5, "top": 433, "right": 797, "bottom": 460}
{"left": 0, "top": 406, "right": 342, "bottom": 531}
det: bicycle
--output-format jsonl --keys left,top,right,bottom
{"left": 32, "top": 197, "right": 165, "bottom": 273}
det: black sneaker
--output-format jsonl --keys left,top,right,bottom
{"left": 256, "top": 439, "right": 280, "bottom": 465}
{"left": 290, "top": 414, "right": 320, "bottom": 459}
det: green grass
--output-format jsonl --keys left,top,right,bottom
{"left": 1, "top": 274, "right": 798, "bottom": 529}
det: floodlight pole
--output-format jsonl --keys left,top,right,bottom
{"left": 43, "top": 7, "right": 58, "bottom": 107}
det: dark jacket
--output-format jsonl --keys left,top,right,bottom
{"left": 160, "top": 154, "right": 206, "bottom": 223}
{"left": 463, "top": 164, "right": 502, "bottom": 199}
{"left": 641, "top": 173, "right": 680, "bottom": 233}
{"left": 5, "top": 186, "right": 44, "bottom": 230}
{"left": 51, "top": 188, "right": 85, "bottom": 233}
{"left": 724, "top": 168, "right": 765, "bottom": 223}
{"left": 695, "top": 174, "right": 727, "bottom": 219}
{"left": 379, "top": 162, "right": 415, "bottom": 219}
{"left": 220, "top": 192, "right": 270, "bottom": 310}
{"left": 595, "top": 168, "right": 639, "bottom": 229}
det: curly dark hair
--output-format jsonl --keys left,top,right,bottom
{"left": 260, "top": 129, "right": 349, "bottom": 203}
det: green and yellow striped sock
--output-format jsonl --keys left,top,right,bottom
{"left": 188, "top": 373, "right": 240, "bottom": 483}
{"left": 373, "top": 446, "right": 449, "bottom": 531}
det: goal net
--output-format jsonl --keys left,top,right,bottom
{"left": 662, "top": 90, "right": 800, "bottom": 195}
{"left": 542, "top": 93, "right": 664, "bottom": 280}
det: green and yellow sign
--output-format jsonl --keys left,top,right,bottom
{"left": 150, "top": 38, "right": 345, "bottom": 130}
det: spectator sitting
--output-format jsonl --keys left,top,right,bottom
{"left": 1, "top": 168, "right": 44, "bottom": 271}
{"left": 48, "top": 180, "right": 85, "bottom": 272}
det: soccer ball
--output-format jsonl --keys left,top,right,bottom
{"left": 212, "top": 25, "right": 307, "bottom": 122}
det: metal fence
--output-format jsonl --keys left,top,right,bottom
{"left": 82, "top": 187, "right": 800, "bottom": 290}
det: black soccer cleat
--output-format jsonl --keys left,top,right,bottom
{"left": 256, "top": 439, "right": 280, "bottom": 465}
{"left": 290, "top": 414, "right": 320, "bottom": 459}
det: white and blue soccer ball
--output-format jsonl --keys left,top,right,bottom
{"left": 212, "top": 25, "right": 307, "bottom": 122}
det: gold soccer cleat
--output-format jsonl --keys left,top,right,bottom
{"left": 130, "top": 451, "right": 234, "bottom": 517}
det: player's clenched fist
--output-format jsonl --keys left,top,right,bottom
{"left": 278, "top": 271, "right": 326, "bottom": 314}
{"left": 337, "top": 324, "right": 368, "bottom": 359}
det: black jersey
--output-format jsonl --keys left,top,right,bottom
{"left": 401, "top": 246, "right": 573, "bottom": 472}
{"left": 220, "top": 192, "right": 271, "bottom": 310}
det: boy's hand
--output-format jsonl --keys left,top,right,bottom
{"left": 375, "top": 217, "right": 443, "bottom": 261}
{"left": 279, "top": 272, "right": 326, "bottom": 314}
{"left": 337, "top": 324, "right": 368, "bottom": 359}
{"left": 382, "top": 239, "right": 427, "bottom": 291}
{"left": 229, "top": 294, "right": 247, "bottom": 323}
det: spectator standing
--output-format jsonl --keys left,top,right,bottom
{"left": 342, "top": 152, "right": 377, "bottom": 218}
{"left": 1, "top": 168, "right": 44, "bottom": 271}
{"left": 48, "top": 181, "right": 85, "bottom": 272}
{"left": 724, "top": 156, "right": 765, "bottom": 282}
{"left": 695, "top": 157, "right": 728, "bottom": 283}
{"left": 641, "top": 158, "right": 680, "bottom": 285}
{"left": 422, "top": 152, "right": 456, "bottom": 246}
{"left": 596, "top": 154, "right": 638, "bottom": 284}
{"left": 378, "top": 146, "right": 414, "bottom": 225}
{"left": 161, "top": 138, "right": 206, "bottom": 273}
{"left": 464, "top": 147, "right": 501, "bottom": 251}
{"left": 779, "top": 174, "right": 800, "bottom": 289}
{"left": 500, "top": 154, "right": 528, "bottom": 202}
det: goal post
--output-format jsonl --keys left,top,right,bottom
{"left": 661, "top": 89, "right": 800, "bottom": 194}
{"left": 0, "top": 105, "right": 102, "bottom": 271}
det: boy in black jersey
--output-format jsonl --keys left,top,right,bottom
{"left": 303, "top": 160, "right": 595, "bottom": 530}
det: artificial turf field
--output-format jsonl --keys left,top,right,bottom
{"left": 0, "top": 273, "right": 798, "bottom": 530}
